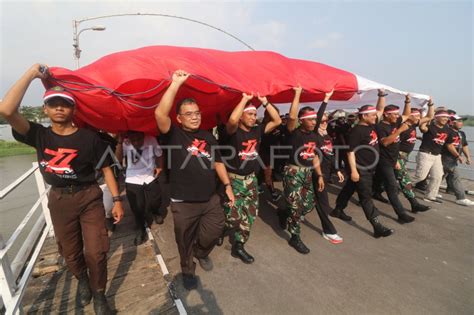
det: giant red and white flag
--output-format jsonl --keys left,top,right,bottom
{"left": 43, "top": 45, "right": 429, "bottom": 134}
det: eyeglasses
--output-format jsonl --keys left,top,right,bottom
{"left": 179, "top": 111, "right": 202, "bottom": 118}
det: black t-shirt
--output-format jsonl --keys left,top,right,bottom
{"left": 348, "top": 124, "right": 380, "bottom": 170}
{"left": 316, "top": 133, "right": 338, "bottom": 172}
{"left": 12, "top": 122, "right": 110, "bottom": 187}
{"left": 220, "top": 125, "right": 264, "bottom": 176}
{"left": 419, "top": 122, "right": 453, "bottom": 156}
{"left": 399, "top": 124, "right": 418, "bottom": 153}
{"left": 161, "top": 124, "right": 222, "bottom": 202}
{"left": 442, "top": 128, "right": 468, "bottom": 161}
{"left": 288, "top": 128, "right": 319, "bottom": 167}
{"left": 375, "top": 117, "right": 402, "bottom": 166}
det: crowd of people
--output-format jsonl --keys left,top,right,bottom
{"left": 0, "top": 65, "right": 472, "bottom": 314}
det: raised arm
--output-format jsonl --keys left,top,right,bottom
{"left": 401, "top": 94, "right": 412, "bottom": 121}
{"left": 0, "top": 64, "right": 48, "bottom": 136}
{"left": 226, "top": 93, "right": 253, "bottom": 135}
{"left": 154, "top": 70, "right": 190, "bottom": 134}
{"left": 257, "top": 94, "right": 282, "bottom": 134}
{"left": 315, "top": 89, "right": 334, "bottom": 130}
{"left": 287, "top": 85, "right": 302, "bottom": 133}
{"left": 420, "top": 97, "right": 435, "bottom": 126}
{"left": 376, "top": 89, "right": 387, "bottom": 121}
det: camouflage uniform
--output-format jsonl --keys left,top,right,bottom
{"left": 223, "top": 174, "right": 259, "bottom": 244}
{"left": 395, "top": 151, "right": 416, "bottom": 199}
{"left": 282, "top": 165, "right": 315, "bottom": 236}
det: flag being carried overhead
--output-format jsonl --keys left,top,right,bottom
{"left": 43, "top": 45, "right": 429, "bottom": 134}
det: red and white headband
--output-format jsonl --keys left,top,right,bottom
{"left": 410, "top": 111, "right": 421, "bottom": 117}
{"left": 384, "top": 109, "right": 399, "bottom": 114}
{"left": 299, "top": 111, "right": 317, "bottom": 120}
{"left": 243, "top": 105, "right": 257, "bottom": 112}
{"left": 358, "top": 106, "right": 376, "bottom": 114}
{"left": 435, "top": 112, "right": 449, "bottom": 118}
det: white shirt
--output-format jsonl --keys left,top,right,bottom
{"left": 123, "top": 136, "right": 162, "bottom": 185}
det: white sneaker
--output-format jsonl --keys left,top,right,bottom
{"left": 437, "top": 194, "right": 443, "bottom": 199}
{"left": 322, "top": 233, "right": 343, "bottom": 244}
{"left": 456, "top": 199, "right": 474, "bottom": 206}
{"left": 424, "top": 197, "right": 443, "bottom": 204}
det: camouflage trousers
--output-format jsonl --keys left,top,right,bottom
{"left": 223, "top": 174, "right": 259, "bottom": 244}
{"left": 282, "top": 165, "right": 315, "bottom": 236}
{"left": 395, "top": 151, "right": 415, "bottom": 200}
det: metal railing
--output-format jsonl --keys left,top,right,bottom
{"left": 0, "top": 162, "right": 53, "bottom": 315}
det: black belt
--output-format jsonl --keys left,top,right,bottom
{"left": 52, "top": 183, "right": 95, "bottom": 194}
{"left": 419, "top": 149, "right": 439, "bottom": 156}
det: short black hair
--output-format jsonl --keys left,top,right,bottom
{"left": 176, "top": 98, "right": 198, "bottom": 114}
{"left": 298, "top": 106, "right": 314, "bottom": 118}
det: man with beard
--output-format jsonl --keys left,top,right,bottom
{"left": 154, "top": 70, "right": 235, "bottom": 290}
{"left": 220, "top": 92, "right": 281, "bottom": 263}
{"left": 332, "top": 92, "right": 394, "bottom": 238}
{"left": 0, "top": 64, "right": 124, "bottom": 314}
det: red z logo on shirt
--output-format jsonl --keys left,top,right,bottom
{"left": 406, "top": 129, "right": 417, "bottom": 144}
{"left": 300, "top": 142, "right": 316, "bottom": 160}
{"left": 369, "top": 130, "right": 378, "bottom": 146}
{"left": 187, "top": 139, "right": 211, "bottom": 160}
{"left": 42, "top": 148, "right": 78, "bottom": 174}
{"left": 452, "top": 135, "right": 460, "bottom": 149}
{"left": 240, "top": 139, "right": 258, "bottom": 160}
{"left": 433, "top": 132, "right": 448, "bottom": 145}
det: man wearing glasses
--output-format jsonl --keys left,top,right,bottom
{"left": 154, "top": 70, "right": 235, "bottom": 290}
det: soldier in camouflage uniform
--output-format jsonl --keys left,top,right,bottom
{"left": 221, "top": 92, "right": 281, "bottom": 264}
{"left": 279, "top": 86, "right": 328, "bottom": 254}
{"left": 395, "top": 105, "right": 432, "bottom": 213}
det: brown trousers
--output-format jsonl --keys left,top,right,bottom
{"left": 48, "top": 184, "right": 109, "bottom": 291}
{"left": 170, "top": 193, "right": 225, "bottom": 275}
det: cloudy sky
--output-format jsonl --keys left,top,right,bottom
{"left": 1, "top": 0, "right": 472, "bottom": 114}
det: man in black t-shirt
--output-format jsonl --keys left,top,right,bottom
{"left": 442, "top": 115, "right": 474, "bottom": 206}
{"left": 0, "top": 64, "right": 124, "bottom": 314}
{"left": 333, "top": 91, "right": 394, "bottom": 238}
{"left": 220, "top": 93, "right": 281, "bottom": 263}
{"left": 373, "top": 98, "right": 416, "bottom": 224}
{"left": 411, "top": 109, "right": 454, "bottom": 202}
{"left": 154, "top": 70, "right": 235, "bottom": 290}
{"left": 279, "top": 86, "right": 326, "bottom": 254}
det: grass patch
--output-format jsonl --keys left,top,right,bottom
{"left": 0, "top": 140, "right": 36, "bottom": 157}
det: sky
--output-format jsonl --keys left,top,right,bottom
{"left": 0, "top": 0, "right": 472, "bottom": 114}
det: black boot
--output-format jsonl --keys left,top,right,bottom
{"left": 288, "top": 235, "right": 310, "bottom": 254}
{"left": 93, "top": 291, "right": 112, "bottom": 315}
{"left": 76, "top": 272, "right": 92, "bottom": 307}
{"left": 330, "top": 208, "right": 352, "bottom": 221}
{"left": 134, "top": 228, "right": 148, "bottom": 246}
{"left": 373, "top": 193, "right": 389, "bottom": 204}
{"left": 397, "top": 212, "right": 415, "bottom": 224}
{"left": 231, "top": 242, "right": 255, "bottom": 264}
{"left": 409, "top": 198, "right": 431, "bottom": 213}
{"left": 369, "top": 216, "right": 394, "bottom": 238}
{"left": 277, "top": 209, "right": 288, "bottom": 229}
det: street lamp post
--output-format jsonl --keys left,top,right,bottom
{"left": 72, "top": 22, "right": 106, "bottom": 69}
{"left": 72, "top": 13, "right": 254, "bottom": 69}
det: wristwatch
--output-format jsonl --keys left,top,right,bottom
{"left": 262, "top": 102, "right": 269, "bottom": 108}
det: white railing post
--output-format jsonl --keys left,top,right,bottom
{"left": 0, "top": 234, "right": 16, "bottom": 312}
{"left": 33, "top": 162, "right": 53, "bottom": 237}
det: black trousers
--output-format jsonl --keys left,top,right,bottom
{"left": 125, "top": 178, "right": 162, "bottom": 230}
{"left": 171, "top": 194, "right": 225, "bottom": 275}
{"left": 335, "top": 169, "right": 379, "bottom": 220}
{"left": 373, "top": 163, "right": 407, "bottom": 216}
{"left": 312, "top": 171, "right": 337, "bottom": 234}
